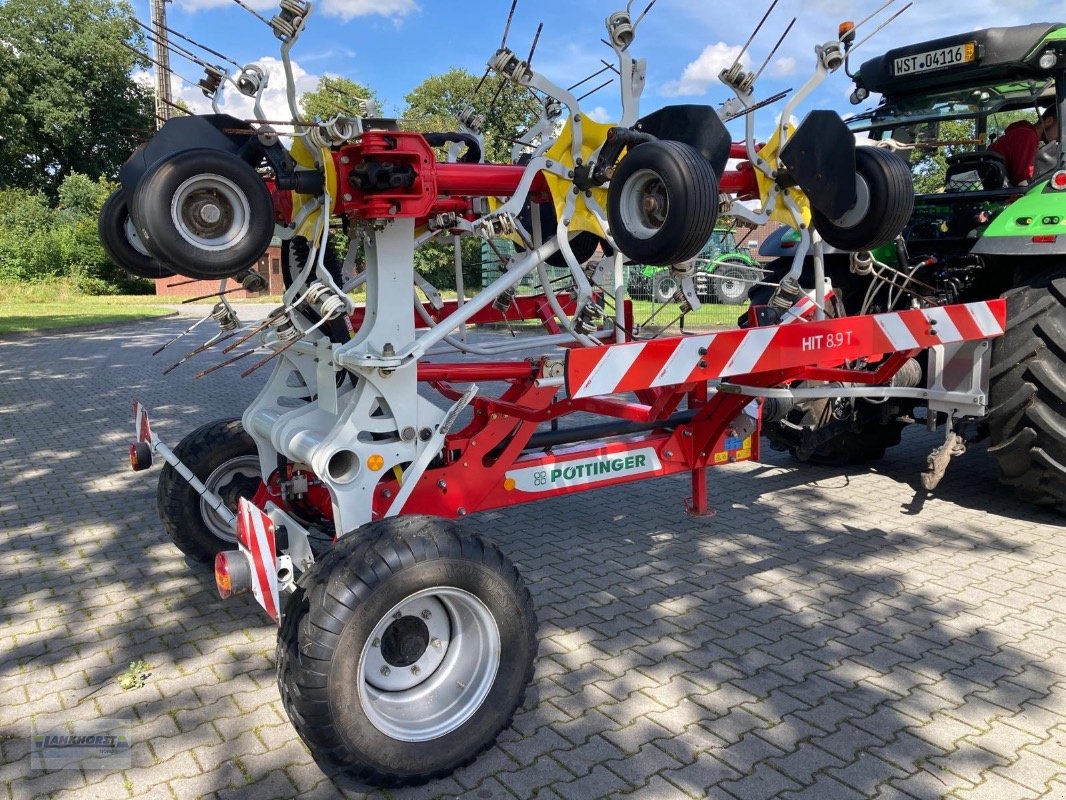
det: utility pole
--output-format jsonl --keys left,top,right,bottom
{"left": 151, "top": 0, "right": 173, "bottom": 129}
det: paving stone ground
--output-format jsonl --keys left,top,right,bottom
{"left": 3, "top": 316, "right": 1066, "bottom": 800}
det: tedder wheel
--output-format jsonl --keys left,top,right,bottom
{"left": 97, "top": 189, "right": 175, "bottom": 279}
{"left": 986, "top": 271, "right": 1066, "bottom": 514}
{"left": 812, "top": 146, "right": 914, "bottom": 252}
{"left": 607, "top": 140, "right": 718, "bottom": 266}
{"left": 277, "top": 516, "right": 537, "bottom": 787}
{"left": 157, "top": 418, "right": 261, "bottom": 563}
{"left": 131, "top": 148, "right": 274, "bottom": 280}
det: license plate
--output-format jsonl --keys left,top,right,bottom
{"left": 893, "top": 42, "right": 976, "bottom": 76}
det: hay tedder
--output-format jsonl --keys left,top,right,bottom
{"left": 110, "top": 0, "right": 1006, "bottom": 785}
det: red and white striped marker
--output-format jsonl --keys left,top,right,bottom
{"left": 566, "top": 300, "right": 1006, "bottom": 398}
{"left": 236, "top": 498, "right": 279, "bottom": 623}
{"left": 132, "top": 400, "right": 153, "bottom": 444}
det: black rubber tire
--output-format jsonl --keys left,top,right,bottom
{"left": 770, "top": 398, "right": 905, "bottom": 465}
{"left": 986, "top": 272, "right": 1066, "bottom": 514}
{"left": 97, "top": 188, "right": 175, "bottom": 279}
{"left": 157, "top": 418, "right": 262, "bottom": 563}
{"left": 277, "top": 516, "right": 537, "bottom": 787}
{"left": 652, "top": 271, "right": 679, "bottom": 303}
{"left": 607, "top": 140, "right": 718, "bottom": 266}
{"left": 812, "top": 146, "right": 914, "bottom": 252}
{"left": 131, "top": 148, "right": 274, "bottom": 280}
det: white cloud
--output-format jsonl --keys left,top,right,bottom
{"left": 771, "top": 56, "right": 796, "bottom": 77}
{"left": 661, "top": 42, "right": 748, "bottom": 97}
{"left": 168, "top": 56, "right": 321, "bottom": 125}
{"left": 587, "top": 106, "right": 613, "bottom": 123}
{"left": 175, "top": 0, "right": 417, "bottom": 21}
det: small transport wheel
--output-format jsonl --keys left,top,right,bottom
{"left": 607, "top": 140, "right": 719, "bottom": 266}
{"left": 157, "top": 418, "right": 262, "bottom": 563}
{"left": 97, "top": 188, "right": 175, "bottom": 279}
{"left": 131, "top": 148, "right": 274, "bottom": 280}
{"left": 713, "top": 261, "right": 758, "bottom": 305}
{"left": 986, "top": 270, "right": 1066, "bottom": 514}
{"left": 277, "top": 516, "right": 537, "bottom": 787}
{"left": 812, "top": 146, "right": 914, "bottom": 252}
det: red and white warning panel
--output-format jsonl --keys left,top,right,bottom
{"left": 234, "top": 498, "right": 280, "bottom": 623}
{"left": 566, "top": 301, "right": 1006, "bottom": 398}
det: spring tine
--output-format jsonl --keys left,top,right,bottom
{"left": 195, "top": 347, "right": 260, "bottom": 379}
{"left": 752, "top": 17, "right": 796, "bottom": 84}
{"left": 500, "top": 0, "right": 519, "bottom": 49}
{"left": 487, "top": 78, "right": 506, "bottom": 115}
{"left": 852, "top": 0, "right": 897, "bottom": 33}
{"left": 162, "top": 330, "right": 243, "bottom": 374}
{"left": 222, "top": 311, "right": 285, "bottom": 353}
{"left": 166, "top": 277, "right": 201, "bottom": 288}
{"left": 240, "top": 333, "right": 305, "bottom": 378}
{"left": 526, "top": 22, "right": 543, "bottom": 67}
{"left": 633, "top": 0, "right": 657, "bottom": 28}
{"left": 850, "top": 3, "right": 911, "bottom": 55}
{"left": 730, "top": 0, "right": 779, "bottom": 71}
{"left": 576, "top": 79, "right": 613, "bottom": 102}
{"left": 567, "top": 62, "right": 613, "bottom": 92}
{"left": 181, "top": 285, "right": 245, "bottom": 304}
{"left": 134, "top": 19, "right": 215, "bottom": 71}
{"left": 158, "top": 20, "right": 242, "bottom": 68}
{"left": 118, "top": 41, "right": 201, "bottom": 88}
{"left": 152, "top": 315, "right": 211, "bottom": 356}
{"left": 229, "top": 0, "right": 273, "bottom": 28}
{"left": 722, "top": 89, "right": 791, "bottom": 121}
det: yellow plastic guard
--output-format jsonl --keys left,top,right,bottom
{"left": 754, "top": 123, "right": 812, "bottom": 227}
{"left": 541, "top": 117, "right": 616, "bottom": 239}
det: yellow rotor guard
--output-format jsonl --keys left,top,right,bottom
{"left": 542, "top": 117, "right": 617, "bottom": 239}
{"left": 754, "top": 124, "right": 812, "bottom": 228}
{"left": 287, "top": 137, "right": 337, "bottom": 241}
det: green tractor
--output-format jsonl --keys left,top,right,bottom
{"left": 629, "top": 226, "right": 762, "bottom": 304}
{"left": 758, "top": 22, "right": 1066, "bottom": 512}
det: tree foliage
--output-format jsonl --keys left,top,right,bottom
{"left": 0, "top": 0, "right": 154, "bottom": 199}
{"left": 300, "top": 76, "right": 380, "bottom": 120}
{"left": 402, "top": 68, "right": 541, "bottom": 164}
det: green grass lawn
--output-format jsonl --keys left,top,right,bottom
{"left": 0, "top": 283, "right": 172, "bottom": 335}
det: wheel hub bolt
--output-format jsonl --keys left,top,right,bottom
{"left": 421, "top": 609, "right": 432, "bottom": 620}
{"left": 372, "top": 638, "right": 380, "bottom": 647}
{"left": 431, "top": 638, "right": 442, "bottom": 649}
{"left": 393, "top": 612, "right": 402, "bottom": 620}
{"left": 411, "top": 665, "right": 421, "bottom": 676}
{"left": 380, "top": 666, "right": 390, "bottom": 676}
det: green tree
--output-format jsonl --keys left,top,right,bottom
{"left": 0, "top": 0, "right": 154, "bottom": 199}
{"left": 402, "top": 68, "right": 541, "bottom": 164}
{"left": 300, "top": 76, "right": 380, "bottom": 120}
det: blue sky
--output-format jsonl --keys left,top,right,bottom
{"left": 131, "top": 0, "right": 1057, "bottom": 138}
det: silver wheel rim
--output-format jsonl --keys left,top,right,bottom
{"left": 170, "top": 173, "right": 251, "bottom": 251}
{"left": 716, "top": 267, "right": 749, "bottom": 302}
{"left": 357, "top": 587, "right": 501, "bottom": 742}
{"left": 831, "top": 173, "right": 871, "bottom": 228}
{"left": 200, "top": 455, "right": 260, "bottom": 543}
{"left": 123, "top": 216, "right": 152, "bottom": 257}
{"left": 619, "top": 168, "right": 669, "bottom": 240}
{"left": 655, "top": 274, "right": 678, "bottom": 302}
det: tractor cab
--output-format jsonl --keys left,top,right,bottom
{"left": 846, "top": 23, "right": 1065, "bottom": 279}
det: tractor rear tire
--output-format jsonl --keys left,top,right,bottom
{"left": 157, "top": 418, "right": 262, "bottom": 563}
{"left": 986, "top": 272, "right": 1066, "bottom": 514}
{"left": 277, "top": 516, "right": 537, "bottom": 786}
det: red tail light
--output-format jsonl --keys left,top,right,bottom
{"left": 1050, "top": 170, "right": 1066, "bottom": 191}
{"left": 214, "top": 551, "right": 252, "bottom": 599}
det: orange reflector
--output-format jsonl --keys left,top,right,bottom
{"left": 367, "top": 454, "right": 385, "bottom": 471}
{"left": 504, "top": 477, "right": 516, "bottom": 491}
{"left": 215, "top": 552, "right": 234, "bottom": 599}
{"left": 214, "top": 551, "right": 251, "bottom": 599}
